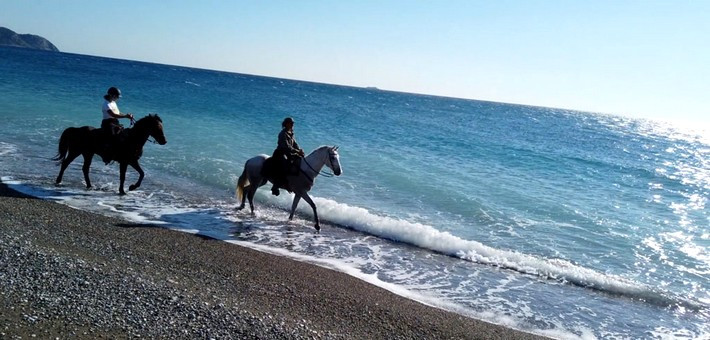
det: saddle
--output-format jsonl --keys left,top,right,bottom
{"left": 262, "top": 155, "right": 301, "bottom": 194}
{"left": 262, "top": 157, "right": 300, "bottom": 178}
{"left": 98, "top": 123, "right": 126, "bottom": 164}
{"left": 286, "top": 157, "right": 301, "bottom": 175}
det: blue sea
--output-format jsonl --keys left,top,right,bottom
{"left": 1, "top": 46, "right": 708, "bottom": 339}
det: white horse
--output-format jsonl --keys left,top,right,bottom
{"left": 236, "top": 145, "right": 342, "bottom": 231}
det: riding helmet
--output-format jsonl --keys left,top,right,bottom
{"left": 282, "top": 117, "right": 294, "bottom": 127}
{"left": 107, "top": 87, "right": 121, "bottom": 98}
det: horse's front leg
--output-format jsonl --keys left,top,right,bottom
{"left": 298, "top": 192, "right": 319, "bottom": 232}
{"left": 81, "top": 153, "right": 94, "bottom": 188}
{"left": 128, "top": 161, "right": 144, "bottom": 191}
{"left": 118, "top": 162, "right": 129, "bottom": 195}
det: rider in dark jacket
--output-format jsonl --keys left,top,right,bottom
{"left": 271, "top": 117, "right": 304, "bottom": 195}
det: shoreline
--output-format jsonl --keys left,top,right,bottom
{"left": 0, "top": 181, "right": 546, "bottom": 339}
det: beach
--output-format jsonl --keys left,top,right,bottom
{"left": 0, "top": 181, "right": 544, "bottom": 339}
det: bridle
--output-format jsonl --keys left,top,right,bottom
{"left": 129, "top": 115, "right": 164, "bottom": 144}
{"left": 301, "top": 147, "right": 339, "bottom": 182}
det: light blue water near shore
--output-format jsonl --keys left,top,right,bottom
{"left": 1, "top": 46, "right": 708, "bottom": 339}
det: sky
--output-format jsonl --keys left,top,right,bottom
{"left": 2, "top": 1, "right": 709, "bottom": 127}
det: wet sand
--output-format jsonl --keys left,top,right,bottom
{"left": 0, "top": 181, "right": 546, "bottom": 339}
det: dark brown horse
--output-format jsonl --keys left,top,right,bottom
{"left": 53, "top": 114, "right": 167, "bottom": 195}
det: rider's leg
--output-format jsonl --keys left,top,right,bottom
{"left": 271, "top": 170, "right": 282, "bottom": 196}
{"left": 271, "top": 155, "right": 287, "bottom": 195}
{"left": 100, "top": 119, "right": 119, "bottom": 164}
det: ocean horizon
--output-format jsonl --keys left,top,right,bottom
{"left": 1, "top": 46, "right": 708, "bottom": 339}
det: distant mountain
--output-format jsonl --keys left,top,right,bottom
{"left": 0, "top": 27, "right": 59, "bottom": 52}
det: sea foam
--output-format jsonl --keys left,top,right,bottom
{"left": 290, "top": 194, "right": 704, "bottom": 310}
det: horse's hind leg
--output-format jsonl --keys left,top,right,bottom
{"left": 237, "top": 184, "right": 248, "bottom": 210}
{"left": 245, "top": 177, "right": 267, "bottom": 214}
{"left": 81, "top": 153, "right": 94, "bottom": 188}
{"left": 247, "top": 186, "right": 257, "bottom": 214}
{"left": 55, "top": 151, "right": 81, "bottom": 185}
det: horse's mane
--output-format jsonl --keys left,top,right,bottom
{"left": 120, "top": 114, "right": 161, "bottom": 141}
{"left": 134, "top": 114, "right": 162, "bottom": 127}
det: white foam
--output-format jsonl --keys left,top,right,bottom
{"left": 0, "top": 142, "right": 18, "bottom": 156}
{"left": 224, "top": 239, "right": 554, "bottom": 339}
{"left": 1, "top": 176, "right": 20, "bottom": 184}
{"left": 94, "top": 200, "right": 166, "bottom": 225}
{"left": 280, "top": 195, "right": 703, "bottom": 309}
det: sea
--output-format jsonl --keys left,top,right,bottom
{"left": 1, "top": 46, "right": 708, "bottom": 339}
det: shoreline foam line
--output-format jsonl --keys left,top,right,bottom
{"left": 4, "top": 177, "right": 704, "bottom": 311}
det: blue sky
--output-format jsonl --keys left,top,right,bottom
{"left": 2, "top": 1, "right": 709, "bottom": 126}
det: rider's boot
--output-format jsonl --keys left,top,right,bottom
{"left": 271, "top": 167, "right": 286, "bottom": 196}
{"left": 271, "top": 175, "right": 281, "bottom": 196}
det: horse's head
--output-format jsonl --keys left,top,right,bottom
{"left": 325, "top": 146, "right": 342, "bottom": 176}
{"left": 135, "top": 114, "right": 167, "bottom": 145}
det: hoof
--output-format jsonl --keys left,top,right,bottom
{"left": 129, "top": 184, "right": 138, "bottom": 191}
{"left": 314, "top": 224, "right": 321, "bottom": 232}
{"left": 236, "top": 205, "right": 245, "bottom": 211}
{"left": 119, "top": 191, "right": 126, "bottom": 196}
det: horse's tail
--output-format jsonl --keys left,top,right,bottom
{"left": 236, "top": 166, "right": 250, "bottom": 202}
{"left": 52, "top": 128, "right": 70, "bottom": 164}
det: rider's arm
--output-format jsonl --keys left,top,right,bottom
{"left": 107, "top": 109, "right": 133, "bottom": 120}
{"left": 105, "top": 102, "right": 133, "bottom": 119}
{"left": 292, "top": 139, "right": 305, "bottom": 156}
{"left": 277, "top": 130, "right": 289, "bottom": 150}
{"left": 278, "top": 130, "right": 304, "bottom": 156}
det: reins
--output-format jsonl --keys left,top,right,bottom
{"left": 302, "top": 158, "right": 335, "bottom": 178}
{"left": 300, "top": 149, "right": 337, "bottom": 183}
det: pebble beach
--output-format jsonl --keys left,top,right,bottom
{"left": 0, "top": 182, "right": 545, "bottom": 339}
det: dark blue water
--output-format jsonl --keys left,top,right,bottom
{"left": 1, "top": 46, "right": 708, "bottom": 339}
